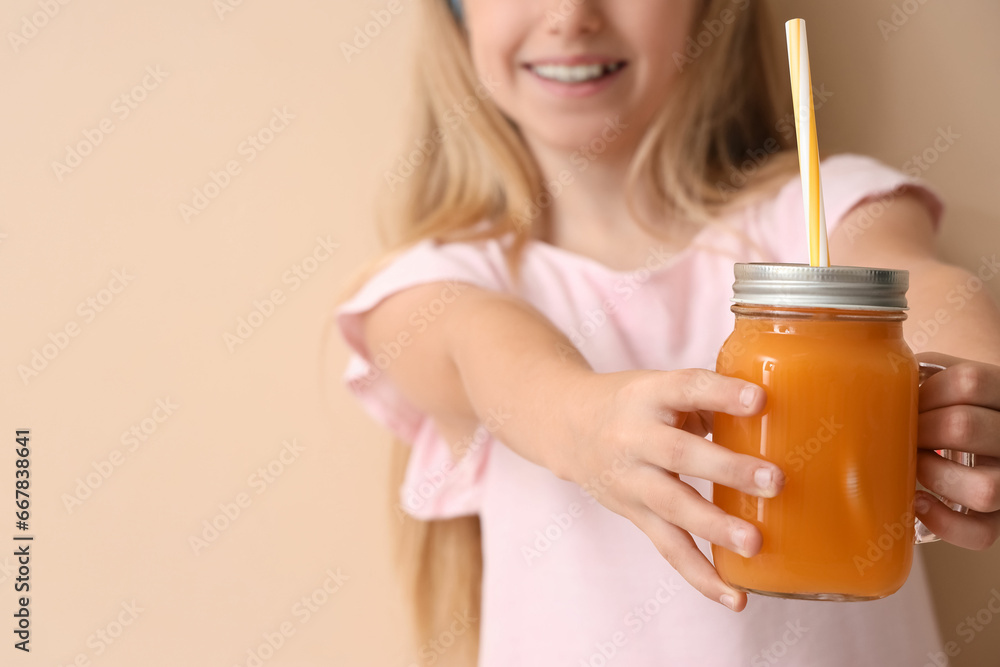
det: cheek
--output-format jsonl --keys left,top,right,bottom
{"left": 468, "top": 39, "right": 505, "bottom": 84}
{"left": 635, "top": 2, "right": 696, "bottom": 72}
{"left": 463, "top": 4, "right": 520, "bottom": 81}
{"left": 464, "top": 14, "right": 523, "bottom": 116}
{"left": 630, "top": 15, "right": 695, "bottom": 105}
{"left": 466, "top": 36, "right": 517, "bottom": 118}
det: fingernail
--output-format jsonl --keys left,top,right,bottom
{"left": 731, "top": 526, "right": 751, "bottom": 557}
{"left": 720, "top": 593, "right": 737, "bottom": 611}
{"left": 740, "top": 386, "right": 757, "bottom": 408}
{"left": 754, "top": 467, "right": 774, "bottom": 494}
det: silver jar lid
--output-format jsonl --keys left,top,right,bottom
{"left": 731, "top": 263, "right": 909, "bottom": 310}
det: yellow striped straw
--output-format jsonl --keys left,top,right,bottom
{"left": 785, "top": 19, "right": 829, "bottom": 267}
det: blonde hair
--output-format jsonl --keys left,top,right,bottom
{"left": 340, "top": 0, "right": 799, "bottom": 663}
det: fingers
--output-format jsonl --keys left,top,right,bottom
{"left": 631, "top": 506, "right": 748, "bottom": 612}
{"left": 636, "top": 466, "right": 763, "bottom": 559}
{"left": 916, "top": 450, "right": 1000, "bottom": 513}
{"left": 684, "top": 410, "right": 713, "bottom": 437}
{"left": 916, "top": 351, "right": 975, "bottom": 369}
{"left": 638, "top": 426, "right": 784, "bottom": 498}
{"left": 914, "top": 490, "right": 1000, "bottom": 551}
{"left": 918, "top": 358, "right": 1000, "bottom": 412}
{"left": 656, "top": 369, "right": 766, "bottom": 417}
{"left": 918, "top": 405, "right": 1000, "bottom": 457}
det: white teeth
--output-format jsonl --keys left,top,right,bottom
{"left": 531, "top": 62, "right": 622, "bottom": 83}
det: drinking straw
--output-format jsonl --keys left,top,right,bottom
{"left": 785, "top": 19, "right": 830, "bottom": 267}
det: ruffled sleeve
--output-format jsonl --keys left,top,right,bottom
{"left": 335, "top": 236, "right": 511, "bottom": 520}
{"left": 762, "top": 153, "right": 945, "bottom": 263}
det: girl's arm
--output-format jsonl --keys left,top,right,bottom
{"left": 831, "top": 193, "right": 1000, "bottom": 551}
{"left": 361, "top": 282, "right": 783, "bottom": 611}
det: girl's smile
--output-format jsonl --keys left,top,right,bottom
{"left": 463, "top": 0, "right": 695, "bottom": 154}
{"left": 522, "top": 57, "right": 628, "bottom": 98}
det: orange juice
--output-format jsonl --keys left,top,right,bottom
{"left": 712, "top": 264, "right": 919, "bottom": 601}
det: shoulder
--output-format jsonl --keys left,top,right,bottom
{"left": 818, "top": 153, "right": 944, "bottom": 250}
{"left": 335, "top": 227, "right": 514, "bottom": 353}
{"left": 744, "top": 152, "right": 944, "bottom": 263}
{"left": 779, "top": 152, "right": 943, "bottom": 227}
{"left": 346, "top": 230, "right": 514, "bottom": 307}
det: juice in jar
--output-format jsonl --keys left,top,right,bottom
{"left": 711, "top": 264, "right": 919, "bottom": 601}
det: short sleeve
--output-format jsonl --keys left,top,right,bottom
{"left": 761, "top": 153, "right": 945, "bottom": 263}
{"left": 334, "top": 236, "right": 511, "bottom": 520}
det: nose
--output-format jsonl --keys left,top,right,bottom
{"left": 544, "top": 0, "right": 604, "bottom": 37}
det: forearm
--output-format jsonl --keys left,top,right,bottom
{"left": 830, "top": 193, "right": 1000, "bottom": 365}
{"left": 362, "top": 282, "right": 592, "bottom": 476}
{"left": 905, "top": 259, "right": 1000, "bottom": 366}
{"left": 444, "top": 291, "right": 593, "bottom": 477}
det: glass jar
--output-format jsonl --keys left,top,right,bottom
{"left": 711, "top": 263, "right": 967, "bottom": 601}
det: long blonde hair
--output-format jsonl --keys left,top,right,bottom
{"left": 340, "top": 0, "right": 798, "bottom": 663}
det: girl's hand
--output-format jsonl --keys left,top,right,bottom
{"left": 560, "top": 369, "right": 781, "bottom": 612}
{"left": 913, "top": 352, "right": 1000, "bottom": 550}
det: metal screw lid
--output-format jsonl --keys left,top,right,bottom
{"left": 732, "top": 263, "right": 909, "bottom": 310}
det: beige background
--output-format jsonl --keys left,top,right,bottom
{"left": 0, "top": 1, "right": 997, "bottom": 665}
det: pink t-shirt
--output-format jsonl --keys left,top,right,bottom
{"left": 336, "top": 154, "right": 947, "bottom": 666}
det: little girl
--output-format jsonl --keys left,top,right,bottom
{"left": 334, "top": 0, "right": 1000, "bottom": 664}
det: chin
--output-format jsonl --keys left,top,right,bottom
{"left": 519, "top": 114, "right": 634, "bottom": 160}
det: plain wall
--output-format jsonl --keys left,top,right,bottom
{"left": 0, "top": 1, "right": 996, "bottom": 665}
